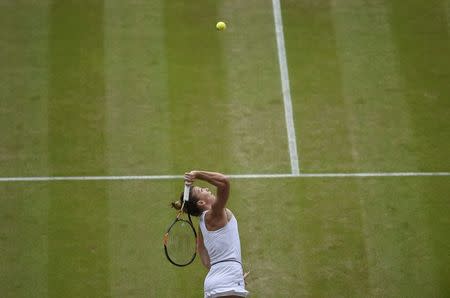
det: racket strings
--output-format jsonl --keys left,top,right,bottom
{"left": 166, "top": 220, "right": 196, "bottom": 265}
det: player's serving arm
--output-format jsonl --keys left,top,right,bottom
{"left": 173, "top": 170, "right": 249, "bottom": 297}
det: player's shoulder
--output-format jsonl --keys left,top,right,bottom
{"left": 225, "top": 208, "right": 233, "bottom": 221}
{"left": 208, "top": 208, "right": 233, "bottom": 222}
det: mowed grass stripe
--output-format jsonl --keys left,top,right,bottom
{"left": 104, "top": 0, "right": 170, "bottom": 176}
{"left": 331, "top": 0, "right": 418, "bottom": 172}
{"left": 0, "top": 183, "right": 50, "bottom": 298}
{"left": 359, "top": 177, "right": 450, "bottom": 297}
{"left": 48, "top": 1, "right": 107, "bottom": 176}
{"left": 163, "top": 0, "right": 232, "bottom": 173}
{"left": 330, "top": 1, "right": 412, "bottom": 295}
{"left": 283, "top": 3, "right": 370, "bottom": 295}
{"left": 387, "top": 1, "right": 450, "bottom": 294}
{"left": 0, "top": 1, "right": 50, "bottom": 177}
{"left": 0, "top": 2, "right": 50, "bottom": 297}
{"left": 447, "top": 1, "right": 450, "bottom": 33}
{"left": 218, "top": 0, "right": 291, "bottom": 174}
{"left": 420, "top": 176, "right": 450, "bottom": 297}
{"left": 103, "top": 1, "right": 175, "bottom": 297}
{"left": 331, "top": 1, "right": 443, "bottom": 296}
{"left": 387, "top": 0, "right": 450, "bottom": 171}
{"left": 48, "top": 2, "right": 109, "bottom": 297}
{"left": 283, "top": 0, "right": 354, "bottom": 173}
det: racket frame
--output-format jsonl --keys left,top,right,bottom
{"left": 163, "top": 184, "right": 197, "bottom": 267}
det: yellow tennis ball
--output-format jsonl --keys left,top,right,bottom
{"left": 216, "top": 21, "right": 226, "bottom": 31}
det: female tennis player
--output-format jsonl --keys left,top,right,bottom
{"left": 171, "top": 170, "right": 249, "bottom": 298}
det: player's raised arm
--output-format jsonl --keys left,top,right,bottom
{"left": 184, "top": 171, "right": 230, "bottom": 212}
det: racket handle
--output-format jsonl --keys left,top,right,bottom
{"left": 183, "top": 184, "right": 190, "bottom": 202}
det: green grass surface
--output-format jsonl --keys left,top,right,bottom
{"left": 1, "top": 0, "right": 449, "bottom": 297}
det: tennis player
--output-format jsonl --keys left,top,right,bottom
{"left": 172, "top": 170, "right": 249, "bottom": 298}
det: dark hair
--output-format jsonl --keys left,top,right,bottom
{"left": 171, "top": 188, "right": 203, "bottom": 217}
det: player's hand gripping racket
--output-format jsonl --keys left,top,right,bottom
{"left": 163, "top": 184, "right": 197, "bottom": 266}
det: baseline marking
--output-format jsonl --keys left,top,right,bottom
{"left": 1, "top": 172, "right": 449, "bottom": 182}
{"left": 272, "top": 0, "right": 300, "bottom": 175}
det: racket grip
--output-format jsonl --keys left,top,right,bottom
{"left": 183, "top": 184, "right": 190, "bottom": 202}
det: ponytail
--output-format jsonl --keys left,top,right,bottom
{"left": 170, "top": 189, "right": 202, "bottom": 217}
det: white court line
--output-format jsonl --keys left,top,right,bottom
{"left": 1, "top": 172, "right": 449, "bottom": 182}
{"left": 272, "top": 0, "right": 300, "bottom": 175}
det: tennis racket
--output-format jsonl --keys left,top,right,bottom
{"left": 163, "top": 184, "right": 197, "bottom": 267}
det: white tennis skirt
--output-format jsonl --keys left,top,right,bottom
{"left": 204, "top": 262, "right": 249, "bottom": 298}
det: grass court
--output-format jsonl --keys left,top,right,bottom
{"left": 1, "top": 0, "right": 449, "bottom": 297}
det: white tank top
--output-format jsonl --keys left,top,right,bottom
{"left": 199, "top": 210, "right": 243, "bottom": 266}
